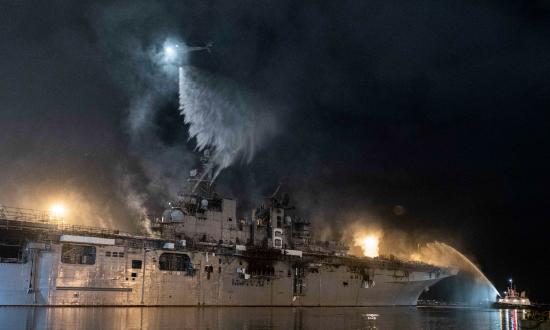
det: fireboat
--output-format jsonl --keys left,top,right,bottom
{"left": 494, "top": 278, "right": 531, "bottom": 308}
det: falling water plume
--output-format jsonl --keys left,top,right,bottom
{"left": 178, "top": 66, "right": 278, "bottom": 181}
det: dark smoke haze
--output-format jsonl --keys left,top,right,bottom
{"left": 1, "top": 1, "right": 550, "bottom": 300}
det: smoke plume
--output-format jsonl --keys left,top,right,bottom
{"left": 3, "top": 0, "right": 550, "bottom": 299}
{"left": 89, "top": 1, "right": 280, "bottom": 225}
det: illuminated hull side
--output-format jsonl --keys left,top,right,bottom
{"left": 0, "top": 241, "right": 454, "bottom": 306}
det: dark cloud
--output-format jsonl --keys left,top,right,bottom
{"left": 1, "top": 0, "right": 549, "bottom": 299}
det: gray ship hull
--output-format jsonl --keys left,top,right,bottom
{"left": 0, "top": 242, "right": 451, "bottom": 307}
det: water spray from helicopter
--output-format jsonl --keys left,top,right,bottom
{"left": 156, "top": 40, "right": 279, "bottom": 185}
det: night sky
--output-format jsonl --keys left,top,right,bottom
{"left": 1, "top": 1, "right": 550, "bottom": 300}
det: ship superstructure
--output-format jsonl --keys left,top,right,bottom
{"left": 0, "top": 153, "right": 456, "bottom": 306}
{"left": 495, "top": 279, "right": 531, "bottom": 307}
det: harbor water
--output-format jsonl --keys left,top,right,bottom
{"left": 0, "top": 306, "right": 526, "bottom": 329}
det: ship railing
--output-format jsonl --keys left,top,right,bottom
{"left": 0, "top": 205, "right": 62, "bottom": 226}
{"left": 56, "top": 223, "right": 124, "bottom": 237}
{"left": 0, "top": 205, "right": 131, "bottom": 238}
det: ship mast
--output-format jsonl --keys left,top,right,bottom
{"left": 179, "top": 148, "right": 216, "bottom": 200}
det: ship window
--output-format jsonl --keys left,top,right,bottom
{"left": 248, "top": 264, "right": 275, "bottom": 276}
{"left": 159, "top": 253, "right": 191, "bottom": 271}
{"left": 0, "top": 243, "right": 25, "bottom": 263}
{"left": 105, "top": 251, "right": 111, "bottom": 257}
{"left": 208, "top": 198, "right": 223, "bottom": 212}
{"left": 132, "top": 260, "right": 142, "bottom": 269}
{"left": 61, "top": 244, "right": 96, "bottom": 265}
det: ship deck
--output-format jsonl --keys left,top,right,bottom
{"left": 0, "top": 205, "right": 450, "bottom": 274}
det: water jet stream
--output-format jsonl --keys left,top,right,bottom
{"left": 412, "top": 242, "right": 500, "bottom": 300}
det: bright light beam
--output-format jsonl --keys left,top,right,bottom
{"left": 163, "top": 44, "right": 178, "bottom": 62}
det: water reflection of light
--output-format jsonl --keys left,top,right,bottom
{"left": 499, "top": 309, "right": 522, "bottom": 330}
{"left": 362, "top": 313, "right": 379, "bottom": 329}
{"left": 505, "top": 309, "right": 509, "bottom": 330}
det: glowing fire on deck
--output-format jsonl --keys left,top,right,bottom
{"left": 50, "top": 203, "right": 66, "bottom": 218}
{"left": 356, "top": 234, "right": 380, "bottom": 258}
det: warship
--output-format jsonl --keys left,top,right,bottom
{"left": 0, "top": 150, "right": 456, "bottom": 306}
